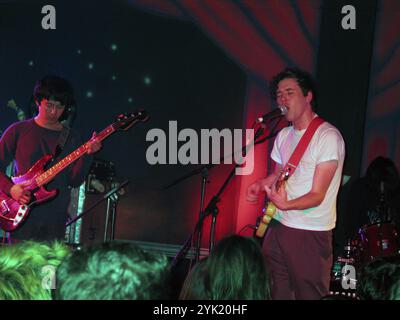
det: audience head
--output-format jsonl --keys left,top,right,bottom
{"left": 55, "top": 241, "right": 170, "bottom": 300}
{"left": 390, "top": 280, "right": 400, "bottom": 300}
{"left": 180, "top": 234, "right": 270, "bottom": 300}
{"left": 357, "top": 254, "right": 400, "bottom": 300}
{"left": 0, "top": 240, "right": 70, "bottom": 300}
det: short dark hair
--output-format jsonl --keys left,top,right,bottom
{"left": 269, "top": 67, "right": 318, "bottom": 110}
{"left": 180, "top": 235, "right": 271, "bottom": 300}
{"left": 357, "top": 254, "right": 400, "bottom": 300}
{"left": 55, "top": 241, "right": 170, "bottom": 300}
{"left": 33, "top": 75, "right": 75, "bottom": 121}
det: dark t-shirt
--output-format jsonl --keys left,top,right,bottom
{"left": 0, "top": 118, "right": 92, "bottom": 241}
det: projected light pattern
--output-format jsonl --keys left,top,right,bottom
{"left": 363, "top": 0, "right": 400, "bottom": 171}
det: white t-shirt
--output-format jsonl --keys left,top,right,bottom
{"left": 270, "top": 120, "right": 345, "bottom": 231}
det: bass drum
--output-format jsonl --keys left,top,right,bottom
{"left": 357, "top": 222, "right": 399, "bottom": 263}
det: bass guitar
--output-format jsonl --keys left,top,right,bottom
{"left": 0, "top": 110, "right": 148, "bottom": 232}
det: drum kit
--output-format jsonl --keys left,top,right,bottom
{"left": 330, "top": 180, "right": 400, "bottom": 297}
{"left": 330, "top": 218, "right": 400, "bottom": 297}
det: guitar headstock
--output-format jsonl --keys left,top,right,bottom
{"left": 112, "top": 110, "right": 149, "bottom": 131}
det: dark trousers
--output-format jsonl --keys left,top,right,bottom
{"left": 263, "top": 219, "right": 333, "bottom": 300}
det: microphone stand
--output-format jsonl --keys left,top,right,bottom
{"left": 194, "top": 168, "right": 208, "bottom": 262}
{"left": 170, "top": 116, "right": 284, "bottom": 268}
{"left": 206, "top": 123, "right": 271, "bottom": 252}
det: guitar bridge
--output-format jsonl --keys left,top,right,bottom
{"left": 13, "top": 205, "right": 28, "bottom": 226}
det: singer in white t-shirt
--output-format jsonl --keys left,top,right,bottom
{"left": 247, "top": 68, "right": 345, "bottom": 300}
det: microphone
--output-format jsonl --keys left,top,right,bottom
{"left": 257, "top": 105, "right": 288, "bottom": 123}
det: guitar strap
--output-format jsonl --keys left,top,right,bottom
{"left": 53, "top": 124, "right": 71, "bottom": 160}
{"left": 282, "top": 116, "right": 325, "bottom": 179}
{"left": 254, "top": 116, "right": 325, "bottom": 239}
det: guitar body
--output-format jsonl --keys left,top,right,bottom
{"left": 0, "top": 154, "right": 58, "bottom": 232}
{"left": 255, "top": 202, "right": 277, "bottom": 238}
{"left": 255, "top": 177, "right": 288, "bottom": 239}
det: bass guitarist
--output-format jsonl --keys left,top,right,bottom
{"left": 247, "top": 68, "right": 345, "bottom": 300}
{"left": 0, "top": 75, "right": 101, "bottom": 241}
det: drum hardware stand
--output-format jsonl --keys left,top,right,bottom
{"left": 377, "top": 182, "right": 388, "bottom": 256}
{"left": 169, "top": 116, "right": 284, "bottom": 267}
{"left": 66, "top": 180, "right": 129, "bottom": 243}
{"left": 330, "top": 239, "right": 358, "bottom": 296}
{"left": 1, "top": 231, "right": 11, "bottom": 245}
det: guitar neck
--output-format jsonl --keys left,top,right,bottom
{"left": 272, "top": 169, "right": 289, "bottom": 192}
{"left": 274, "top": 180, "right": 284, "bottom": 191}
{"left": 35, "top": 125, "right": 116, "bottom": 186}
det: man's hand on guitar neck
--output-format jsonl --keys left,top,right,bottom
{"left": 10, "top": 181, "right": 31, "bottom": 205}
{"left": 87, "top": 131, "right": 102, "bottom": 155}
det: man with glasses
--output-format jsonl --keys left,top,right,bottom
{"left": 0, "top": 75, "right": 101, "bottom": 241}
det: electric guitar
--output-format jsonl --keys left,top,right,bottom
{"left": 255, "top": 167, "right": 291, "bottom": 238}
{"left": 0, "top": 110, "right": 149, "bottom": 232}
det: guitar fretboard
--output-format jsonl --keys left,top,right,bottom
{"left": 35, "top": 125, "right": 115, "bottom": 186}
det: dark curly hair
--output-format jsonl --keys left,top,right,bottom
{"left": 269, "top": 67, "right": 318, "bottom": 111}
{"left": 33, "top": 75, "right": 75, "bottom": 121}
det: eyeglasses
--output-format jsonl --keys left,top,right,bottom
{"left": 44, "top": 101, "right": 65, "bottom": 110}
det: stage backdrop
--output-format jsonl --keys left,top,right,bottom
{"left": 362, "top": 0, "right": 400, "bottom": 173}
